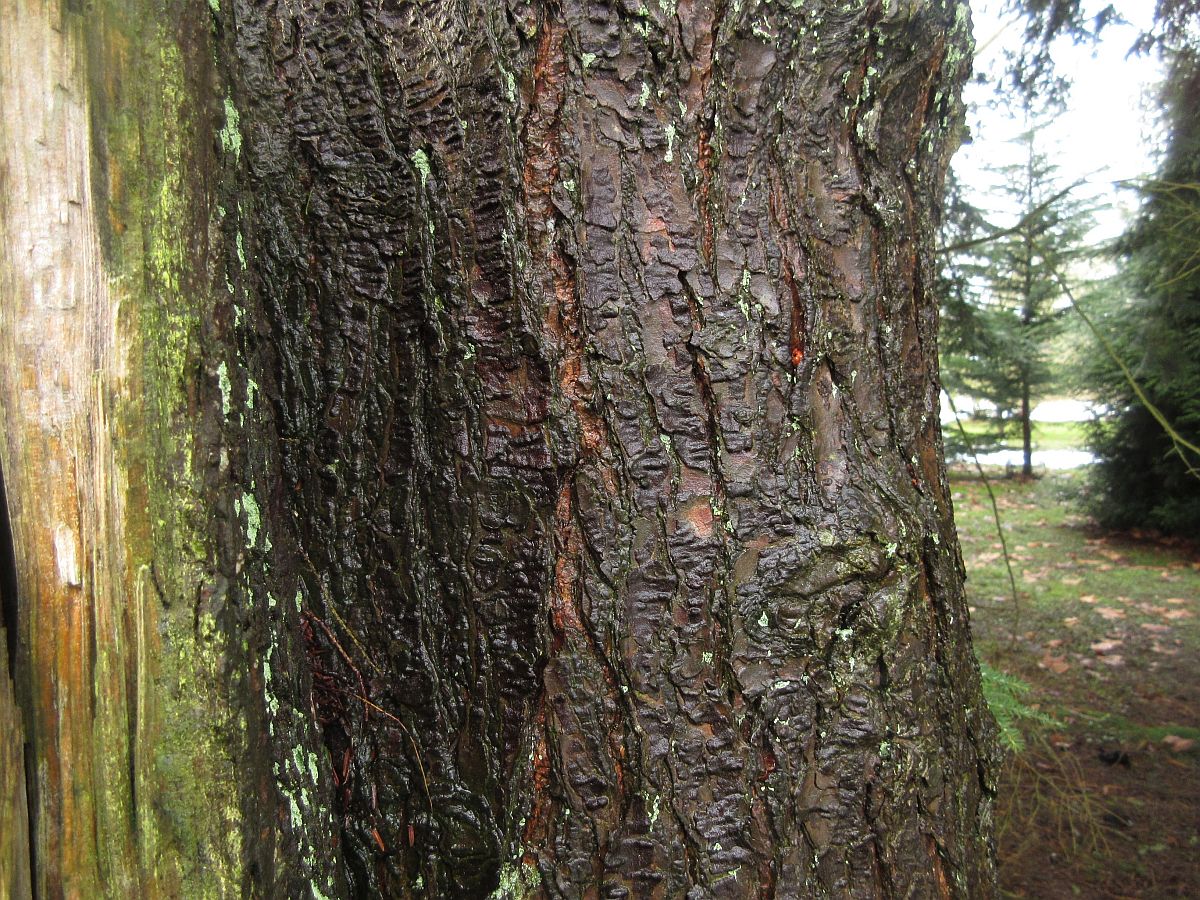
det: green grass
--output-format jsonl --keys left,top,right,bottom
{"left": 1028, "top": 420, "right": 1089, "bottom": 450}
{"left": 952, "top": 467, "right": 1200, "bottom": 897}
{"left": 946, "top": 417, "right": 1088, "bottom": 452}
{"left": 1077, "top": 712, "right": 1200, "bottom": 745}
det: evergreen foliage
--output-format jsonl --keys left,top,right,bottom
{"left": 938, "top": 173, "right": 1003, "bottom": 457}
{"left": 1087, "top": 49, "right": 1200, "bottom": 534}
{"left": 978, "top": 662, "right": 1058, "bottom": 753}
{"left": 939, "top": 121, "right": 1093, "bottom": 473}
{"left": 1000, "top": 0, "right": 1117, "bottom": 101}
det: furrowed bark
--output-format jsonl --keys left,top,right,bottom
{"left": 1, "top": 0, "right": 998, "bottom": 897}
{"left": 220, "top": 0, "right": 997, "bottom": 896}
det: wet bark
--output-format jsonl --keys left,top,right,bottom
{"left": 1, "top": 0, "right": 998, "bottom": 898}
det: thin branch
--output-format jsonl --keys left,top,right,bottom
{"left": 1051, "top": 271, "right": 1200, "bottom": 481}
{"left": 945, "top": 392, "right": 1023, "bottom": 636}
{"left": 936, "top": 180, "right": 1088, "bottom": 256}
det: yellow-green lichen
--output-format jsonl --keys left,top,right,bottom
{"left": 241, "top": 491, "right": 261, "bottom": 548}
{"left": 411, "top": 148, "right": 432, "bottom": 189}
{"left": 219, "top": 96, "right": 241, "bottom": 160}
{"left": 489, "top": 858, "right": 541, "bottom": 899}
{"left": 217, "top": 361, "right": 232, "bottom": 416}
{"left": 91, "top": 7, "right": 246, "bottom": 893}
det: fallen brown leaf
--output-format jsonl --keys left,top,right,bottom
{"left": 1040, "top": 653, "right": 1070, "bottom": 674}
{"left": 1091, "top": 639, "right": 1124, "bottom": 654}
{"left": 1096, "top": 607, "right": 1126, "bottom": 620}
{"left": 1162, "top": 735, "right": 1196, "bottom": 753}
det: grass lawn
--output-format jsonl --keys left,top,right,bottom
{"left": 953, "top": 467, "right": 1200, "bottom": 898}
{"left": 948, "top": 418, "right": 1090, "bottom": 452}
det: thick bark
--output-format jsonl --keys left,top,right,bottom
{"left": 1, "top": 1, "right": 998, "bottom": 898}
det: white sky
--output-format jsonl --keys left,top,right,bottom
{"left": 954, "top": 0, "right": 1167, "bottom": 244}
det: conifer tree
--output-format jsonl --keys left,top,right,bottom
{"left": 941, "top": 119, "right": 1092, "bottom": 476}
{"left": 1088, "top": 48, "right": 1200, "bottom": 533}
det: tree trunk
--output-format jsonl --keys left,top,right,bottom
{"left": 0, "top": 1, "right": 248, "bottom": 895}
{"left": 0, "top": 1, "right": 998, "bottom": 898}
{"left": 1021, "top": 382, "right": 1033, "bottom": 478}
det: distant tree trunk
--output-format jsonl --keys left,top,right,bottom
{"left": 1021, "top": 381, "right": 1033, "bottom": 478}
{"left": 0, "top": 1, "right": 998, "bottom": 898}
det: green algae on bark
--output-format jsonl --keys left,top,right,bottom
{"left": 0, "top": 1, "right": 247, "bottom": 895}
